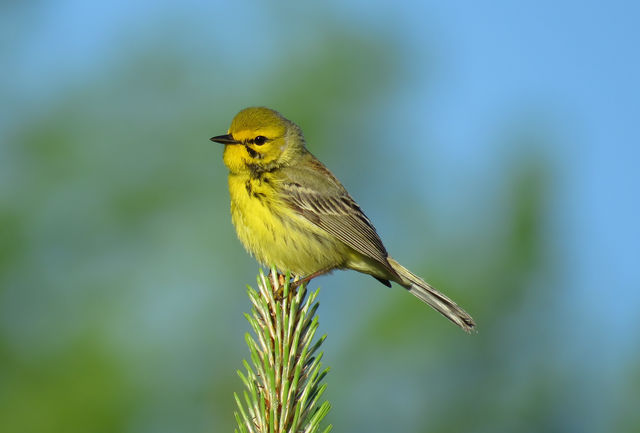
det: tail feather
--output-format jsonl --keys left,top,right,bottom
{"left": 387, "top": 257, "right": 476, "bottom": 333}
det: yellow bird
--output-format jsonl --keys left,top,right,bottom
{"left": 211, "top": 107, "right": 475, "bottom": 332}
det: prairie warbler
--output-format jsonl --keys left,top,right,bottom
{"left": 211, "top": 107, "right": 475, "bottom": 332}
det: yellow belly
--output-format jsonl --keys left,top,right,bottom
{"left": 228, "top": 173, "right": 347, "bottom": 276}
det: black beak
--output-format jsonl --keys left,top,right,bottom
{"left": 210, "top": 134, "right": 239, "bottom": 144}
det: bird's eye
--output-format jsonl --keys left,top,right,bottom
{"left": 254, "top": 136, "right": 267, "bottom": 145}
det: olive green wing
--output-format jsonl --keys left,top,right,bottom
{"left": 279, "top": 157, "right": 392, "bottom": 271}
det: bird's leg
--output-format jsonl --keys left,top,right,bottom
{"left": 290, "top": 268, "right": 332, "bottom": 290}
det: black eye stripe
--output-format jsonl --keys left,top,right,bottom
{"left": 245, "top": 145, "right": 260, "bottom": 158}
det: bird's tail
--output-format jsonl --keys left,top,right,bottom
{"left": 387, "top": 257, "right": 476, "bottom": 333}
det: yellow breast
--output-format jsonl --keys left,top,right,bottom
{"left": 227, "top": 172, "right": 346, "bottom": 276}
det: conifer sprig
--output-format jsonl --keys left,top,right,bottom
{"left": 234, "top": 269, "right": 331, "bottom": 433}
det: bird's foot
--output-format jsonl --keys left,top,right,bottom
{"left": 267, "top": 269, "right": 288, "bottom": 301}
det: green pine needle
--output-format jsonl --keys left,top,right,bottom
{"left": 234, "top": 268, "right": 332, "bottom": 433}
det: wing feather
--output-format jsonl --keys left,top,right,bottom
{"left": 279, "top": 157, "right": 391, "bottom": 269}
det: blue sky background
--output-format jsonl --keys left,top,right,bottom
{"left": 2, "top": 1, "right": 639, "bottom": 432}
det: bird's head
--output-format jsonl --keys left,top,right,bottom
{"left": 211, "top": 107, "right": 306, "bottom": 174}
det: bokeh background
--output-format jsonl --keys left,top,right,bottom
{"left": 2, "top": 1, "right": 638, "bottom": 432}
